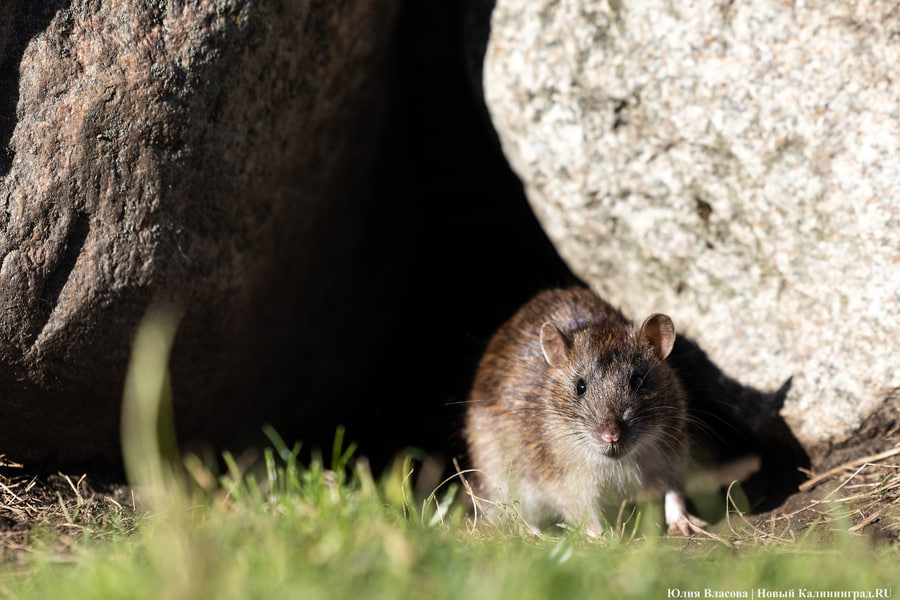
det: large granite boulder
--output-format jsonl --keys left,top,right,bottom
{"left": 0, "top": 0, "right": 398, "bottom": 461}
{"left": 483, "top": 0, "right": 900, "bottom": 454}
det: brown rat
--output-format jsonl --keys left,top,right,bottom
{"left": 464, "top": 287, "right": 705, "bottom": 536}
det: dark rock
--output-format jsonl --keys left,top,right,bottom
{"left": 0, "top": 0, "right": 399, "bottom": 462}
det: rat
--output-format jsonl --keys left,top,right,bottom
{"left": 464, "top": 287, "right": 706, "bottom": 536}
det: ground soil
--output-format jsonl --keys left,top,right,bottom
{"left": 752, "top": 441, "right": 900, "bottom": 547}
{"left": 0, "top": 457, "right": 135, "bottom": 562}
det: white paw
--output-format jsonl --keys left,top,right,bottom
{"left": 667, "top": 512, "right": 708, "bottom": 536}
{"left": 665, "top": 490, "right": 707, "bottom": 536}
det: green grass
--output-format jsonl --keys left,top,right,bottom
{"left": 5, "top": 437, "right": 898, "bottom": 600}
{"left": 2, "top": 309, "right": 898, "bottom": 599}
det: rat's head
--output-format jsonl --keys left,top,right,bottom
{"left": 538, "top": 313, "right": 687, "bottom": 461}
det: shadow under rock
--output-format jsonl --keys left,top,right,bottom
{"left": 669, "top": 335, "right": 810, "bottom": 515}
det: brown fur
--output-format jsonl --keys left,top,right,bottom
{"left": 465, "top": 287, "right": 698, "bottom": 535}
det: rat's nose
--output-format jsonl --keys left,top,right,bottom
{"left": 598, "top": 427, "right": 620, "bottom": 444}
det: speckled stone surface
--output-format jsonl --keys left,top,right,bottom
{"left": 484, "top": 0, "right": 900, "bottom": 449}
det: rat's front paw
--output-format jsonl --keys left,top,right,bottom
{"left": 667, "top": 512, "right": 708, "bottom": 536}
{"left": 664, "top": 489, "right": 707, "bottom": 536}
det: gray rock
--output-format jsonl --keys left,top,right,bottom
{"left": 0, "top": 0, "right": 399, "bottom": 461}
{"left": 484, "top": 0, "right": 900, "bottom": 451}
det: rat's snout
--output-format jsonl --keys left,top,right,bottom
{"left": 595, "top": 420, "right": 624, "bottom": 445}
{"left": 599, "top": 427, "right": 619, "bottom": 444}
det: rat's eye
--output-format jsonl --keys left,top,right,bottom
{"left": 629, "top": 371, "right": 645, "bottom": 392}
{"left": 575, "top": 378, "right": 587, "bottom": 396}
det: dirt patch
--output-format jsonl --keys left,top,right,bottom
{"left": 747, "top": 436, "right": 900, "bottom": 547}
{"left": 0, "top": 457, "right": 135, "bottom": 562}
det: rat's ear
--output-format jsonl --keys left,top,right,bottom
{"left": 639, "top": 313, "right": 676, "bottom": 360}
{"left": 540, "top": 322, "right": 571, "bottom": 368}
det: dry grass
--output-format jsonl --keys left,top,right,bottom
{"left": 800, "top": 445, "right": 900, "bottom": 535}
{"left": 0, "top": 457, "right": 136, "bottom": 562}
{"left": 740, "top": 443, "right": 900, "bottom": 547}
